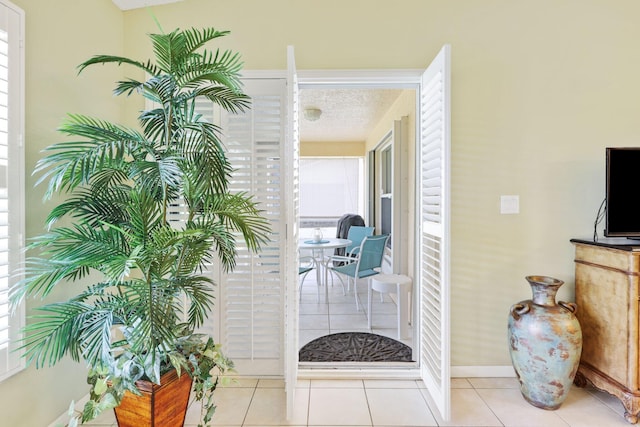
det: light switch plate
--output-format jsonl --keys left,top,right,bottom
{"left": 500, "top": 195, "right": 519, "bottom": 214}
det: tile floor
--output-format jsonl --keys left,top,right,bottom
{"left": 80, "top": 377, "right": 632, "bottom": 426}
{"left": 68, "top": 256, "right": 632, "bottom": 427}
{"left": 298, "top": 255, "right": 414, "bottom": 351}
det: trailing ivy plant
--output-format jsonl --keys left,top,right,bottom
{"left": 11, "top": 26, "right": 269, "bottom": 427}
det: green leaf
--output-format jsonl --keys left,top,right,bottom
{"left": 94, "top": 377, "right": 108, "bottom": 395}
{"left": 98, "top": 392, "right": 118, "bottom": 411}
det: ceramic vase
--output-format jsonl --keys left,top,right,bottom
{"left": 507, "top": 275, "right": 582, "bottom": 410}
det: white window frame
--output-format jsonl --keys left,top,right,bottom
{"left": 0, "top": 0, "right": 24, "bottom": 382}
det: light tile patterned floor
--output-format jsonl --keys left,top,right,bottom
{"left": 298, "top": 262, "right": 414, "bottom": 351}
{"left": 73, "top": 261, "right": 630, "bottom": 426}
{"left": 81, "top": 377, "right": 631, "bottom": 427}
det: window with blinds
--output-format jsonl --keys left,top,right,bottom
{"left": 0, "top": 0, "right": 24, "bottom": 382}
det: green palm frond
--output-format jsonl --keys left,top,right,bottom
{"left": 20, "top": 301, "right": 95, "bottom": 368}
{"left": 193, "top": 86, "right": 251, "bottom": 114}
{"left": 12, "top": 224, "right": 134, "bottom": 298}
{"left": 138, "top": 107, "right": 168, "bottom": 142}
{"left": 176, "top": 276, "right": 215, "bottom": 327}
{"left": 78, "top": 56, "right": 160, "bottom": 78}
{"left": 45, "top": 185, "right": 130, "bottom": 229}
{"left": 10, "top": 258, "right": 89, "bottom": 303}
{"left": 150, "top": 28, "right": 230, "bottom": 75}
{"left": 180, "top": 27, "right": 230, "bottom": 59}
{"left": 125, "top": 191, "right": 164, "bottom": 244}
{"left": 149, "top": 30, "right": 187, "bottom": 73}
{"left": 178, "top": 49, "right": 245, "bottom": 91}
{"left": 113, "top": 78, "right": 146, "bottom": 97}
{"left": 120, "top": 280, "right": 180, "bottom": 355}
{"left": 77, "top": 308, "right": 116, "bottom": 367}
{"left": 143, "top": 74, "right": 178, "bottom": 107}
{"left": 35, "top": 115, "right": 145, "bottom": 198}
{"left": 129, "top": 157, "right": 183, "bottom": 197}
{"left": 205, "top": 192, "right": 271, "bottom": 249}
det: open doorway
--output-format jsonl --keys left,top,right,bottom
{"left": 297, "top": 86, "right": 418, "bottom": 366}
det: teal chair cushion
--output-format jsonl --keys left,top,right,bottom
{"left": 331, "top": 262, "right": 379, "bottom": 279}
{"left": 299, "top": 265, "right": 313, "bottom": 275}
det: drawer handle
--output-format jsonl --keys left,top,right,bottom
{"left": 510, "top": 302, "right": 530, "bottom": 320}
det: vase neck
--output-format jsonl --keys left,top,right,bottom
{"left": 526, "top": 276, "right": 563, "bottom": 306}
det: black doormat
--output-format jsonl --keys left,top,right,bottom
{"left": 299, "top": 332, "right": 413, "bottom": 362}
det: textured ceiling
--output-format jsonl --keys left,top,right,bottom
{"left": 299, "top": 89, "right": 404, "bottom": 143}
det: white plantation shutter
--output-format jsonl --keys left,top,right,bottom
{"left": 419, "top": 45, "right": 451, "bottom": 420}
{"left": 284, "top": 45, "right": 299, "bottom": 420}
{"left": 214, "top": 78, "right": 287, "bottom": 375}
{"left": 0, "top": 0, "right": 23, "bottom": 382}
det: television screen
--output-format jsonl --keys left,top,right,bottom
{"left": 605, "top": 147, "right": 640, "bottom": 237}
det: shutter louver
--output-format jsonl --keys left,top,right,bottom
{"left": 419, "top": 45, "right": 451, "bottom": 419}
{"left": 194, "top": 80, "right": 286, "bottom": 375}
{"left": 0, "top": 1, "right": 24, "bottom": 381}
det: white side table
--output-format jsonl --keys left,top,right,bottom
{"left": 368, "top": 274, "right": 413, "bottom": 339}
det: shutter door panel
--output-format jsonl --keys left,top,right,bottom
{"left": 219, "top": 81, "right": 286, "bottom": 374}
{"left": 419, "top": 45, "right": 451, "bottom": 420}
{"left": 284, "top": 45, "right": 299, "bottom": 420}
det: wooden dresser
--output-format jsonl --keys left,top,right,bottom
{"left": 571, "top": 239, "right": 640, "bottom": 424}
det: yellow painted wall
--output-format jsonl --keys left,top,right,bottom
{"left": 0, "top": 1, "right": 124, "bottom": 426}
{"left": 121, "top": 0, "right": 640, "bottom": 369}
{"left": 5, "top": 0, "right": 640, "bottom": 424}
{"left": 301, "top": 140, "right": 364, "bottom": 157}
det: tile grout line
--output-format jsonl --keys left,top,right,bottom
{"left": 240, "top": 381, "right": 259, "bottom": 427}
{"left": 361, "top": 379, "right": 375, "bottom": 427}
{"left": 467, "top": 385, "right": 507, "bottom": 427}
{"left": 414, "top": 381, "right": 442, "bottom": 426}
{"left": 304, "top": 378, "right": 311, "bottom": 427}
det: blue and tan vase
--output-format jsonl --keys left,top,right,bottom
{"left": 507, "top": 275, "right": 582, "bottom": 410}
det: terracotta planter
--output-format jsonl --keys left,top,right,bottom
{"left": 508, "top": 275, "right": 582, "bottom": 410}
{"left": 114, "top": 369, "right": 193, "bottom": 427}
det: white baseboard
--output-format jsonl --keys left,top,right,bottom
{"left": 451, "top": 365, "right": 515, "bottom": 378}
{"left": 47, "top": 394, "right": 90, "bottom": 427}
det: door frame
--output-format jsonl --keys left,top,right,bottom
{"left": 297, "top": 69, "right": 423, "bottom": 379}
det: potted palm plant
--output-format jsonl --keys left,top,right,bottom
{"left": 10, "top": 26, "right": 269, "bottom": 427}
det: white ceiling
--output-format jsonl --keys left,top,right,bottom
{"left": 299, "top": 88, "right": 403, "bottom": 143}
{"left": 112, "top": 0, "right": 182, "bottom": 10}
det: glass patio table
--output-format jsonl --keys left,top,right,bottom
{"left": 298, "top": 237, "right": 351, "bottom": 301}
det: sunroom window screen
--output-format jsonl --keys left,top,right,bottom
{"left": 299, "top": 158, "right": 362, "bottom": 223}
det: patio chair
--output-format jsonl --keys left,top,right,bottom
{"left": 338, "top": 226, "right": 375, "bottom": 261}
{"left": 334, "top": 213, "right": 365, "bottom": 258}
{"left": 325, "top": 226, "right": 375, "bottom": 293}
{"left": 327, "top": 234, "right": 389, "bottom": 310}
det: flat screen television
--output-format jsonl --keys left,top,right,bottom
{"left": 605, "top": 147, "right": 640, "bottom": 237}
